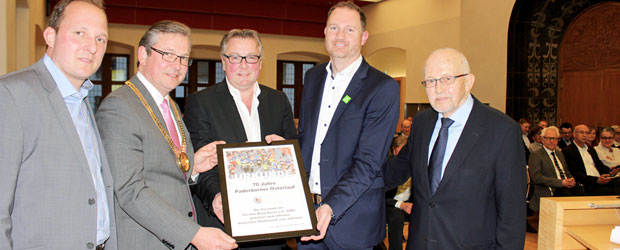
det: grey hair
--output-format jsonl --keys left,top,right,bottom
{"left": 139, "top": 20, "right": 191, "bottom": 55}
{"left": 542, "top": 126, "right": 560, "bottom": 137}
{"left": 219, "top": 29, "right": 263, "bottom": 56}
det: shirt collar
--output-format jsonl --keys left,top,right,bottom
{"left": 438, "top": 94, "right": 474, "bottom": 126}
{"left": 325, "top": 55, "right": 363, "bottom": 80}
{"left": 225, "top": 78, "right": 261, "bottom": 100}
{"left": 43, "top": 54, "right": 92, "bottom": 99}
{"left": 137, "top": 71, "right": 168, "bottom": 106}
{"left": 543, "top": 146, "right": 556, "bottom": 155}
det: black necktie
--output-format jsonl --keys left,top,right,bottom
{"left": 550, "top": 152, "right": 566, "bottom": 179}
{"left": 429, "top": 118, "right": 454, "bottom": 194}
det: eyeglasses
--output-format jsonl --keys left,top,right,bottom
{"left": 543, "top": 137, "right": 560, "bottom": 141}
{"left": 222, "top": 54, "right": 261, "bottom": 64}
{"left": 574, "top": 131, "right": 588, "bottom": 134}
{"left": 601, "top": 136, "right": 615, "bottom": 140}
{"left": 421, "top": 74, "right": 468, "bottom": 88}
{"left": 150, "top": 47, "right": 192, "bottom": 66}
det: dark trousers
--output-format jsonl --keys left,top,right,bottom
{"left": 386, "top": 207, "right": 410, "bottom": 250}
{"left": 553, "top": 186, "right": 586, "bottom": 196}
{"left": 585, "top": 178, "right": 620, "bottom": 196}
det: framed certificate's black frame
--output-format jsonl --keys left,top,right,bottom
{"left": 217, "top": 140, "right": 319, "bottom": 242}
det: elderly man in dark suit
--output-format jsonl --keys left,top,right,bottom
{"left": 385, "top": 48, "right": 526, "bottom": 249}
{"left": 528, "top": 126, "right": 585, "bottom": 211}
{"left": 183, "top": 29, "right": 297, "bottom": 250}
{"left": 0, "top": 1, "right": 117, "bottom": 249}
{"left": 96, "top": 20, "right": 237, "bottom": 250}
{"left": 297, "top": 1, "right": 400, "bottom": 249}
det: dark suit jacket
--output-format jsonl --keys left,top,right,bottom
{"left": 298, "top": 59, "right": 400, "bottom": 249}
{"left": 183, "top": 81, "right": 297, "bottom": 217}
{"left": 528, "top": 147, "right": 573, "bottom": 210}
{"left": 384, "top": 97, "right": 526, "bottom": 250}
{"left": 558, "top": 139, "right": 572, "bottom": 149}
{"left": 562, "top": 143, "right": 610, "bottom": 187}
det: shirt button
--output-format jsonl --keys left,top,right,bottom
{"left": 88, "top": 198, "right": 96, "bottom": 205}
{"left": 86, "top": 242, "right": 95, "bottom": 249}
{"left": 188, "top": 211, "right": 193, "bottom": 217}
{"left": 332, "top": 86, "right": 335, "bottom": 90}
{"left": 324, "top": 124, "right": 327, "bottom": 127}
{"left": 315, "top": 182, "right": 319, "bottom": 185}
{"left": 429, "top": 202, "right": 436, "bottom": 208}
{"left": 328, "top": 105, "right": 331, "bottom": 108}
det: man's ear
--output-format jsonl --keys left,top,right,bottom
{"left": 43, "top": 27, "right": 56, "bottom": 49}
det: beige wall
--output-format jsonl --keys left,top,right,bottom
{"left": 363, "top": 0, "right": 515, "bottom": 111}
{"left": 1, "top": 0, "right": 515, "bottom": 110}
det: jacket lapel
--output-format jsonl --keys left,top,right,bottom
{"left": 35, "top": 60, "right": 94, "bottom": 188}
{"left": 215, "top": 81, "right": 247, "bottom": 142}
{"left": 327, "top": 59, "right": 369, "bottom": 130}
{"left": 257, "top": 85, "right": 269, "bottom": 139}
{"left": 420, "top": 112, "right": 438, "bottom": 196}
{"left": 438, "top": 98, "right": 485, "bottom": 191}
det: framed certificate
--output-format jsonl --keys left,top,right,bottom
{"left": 217, "top": 140, "right": 319, "bottom": 242}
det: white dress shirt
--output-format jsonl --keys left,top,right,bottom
{"left": 522, "top": 134, "right": 531, "bottom": 148}
{"left": 309, "top": 55, "right": 363, "bottom": 194}
{"left": 428, "top": 94, "right": 474, "bottom": 179}
{"left": 543, "top": 147, "right": 567, "bottom": 179}
{"left": 575, "top": 143, "right": 600, "bottom": 177}
{"left": 226, "top": 79, "right": 262, "bottom": 142}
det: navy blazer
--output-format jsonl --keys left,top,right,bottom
{"left": 385, "top": 97, "right": 526, "bottom": 250}
{"left": 298, "top": 59, "right": 400, "bottom": 249}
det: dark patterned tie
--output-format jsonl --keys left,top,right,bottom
{"left": 551, "top": 152, "right": 566, "bottom": 179}
{"left": 429, "top": 118, "right": 455, "bottom": 194}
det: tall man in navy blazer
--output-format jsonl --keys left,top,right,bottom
{"left": 385, "top": 48, "right": 526, "bottom": 249}
{"left": 297, "top": 2, "right": 400, "bottom": 249}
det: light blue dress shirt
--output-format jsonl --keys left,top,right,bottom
{"left": 428, "top": 94, "right": 474, "bottom": 179}
{"left": 43, "top": 54, "right": 110, "bottom": 245}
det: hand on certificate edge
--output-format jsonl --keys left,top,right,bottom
{"left": 301, "top": 204, "right": 332, "bottom": 241}
{"left": 193, "top": 140, "right": 226, "bottom": 175}
{"left": 190, "top": 227, "right": 237, "bottom": 250}
{"left": 213, "top": 192, "right": 224, "bottom": 223}
{"left": 400, "top": 202, "right": 413, "bottom": 215}
{"left": 265, "top": 134, "right": 285, "bottom": 144}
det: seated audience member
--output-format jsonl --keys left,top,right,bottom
{"left": 528, "top": 126, "right": 543, "bottom": 153}
{"left": 398, "top": 120, "right": 412, "bottom": 137}
{"left": 586, "top": 126, "right": 597, "bottom": 148}
{"left": 519, "top": 118, "right": 532, "bottom": 156}
{"left": 538, "top": 120, "right": 548, "bottom": 129}
{"left": 558, "top": 122, "right": 573, "bottom": 149}
{"left": 612, "top": 125, "right": 620, "bottom": 148}
{"left": 385, "top": 135, "right": 411, "bottom": 250}
{"left": 594, "top": 127, "right": 620, "bottom": 175}
{"left": 563, "top": 124, "right": 620, "bottom": 195}
{"left": 529, "top": 126, "right": 584, "bottom": 211}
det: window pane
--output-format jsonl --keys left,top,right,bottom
{"left": 283, "top": 63, "right": 295, "bottom": 86}
{"left": 215, "top": 62, "right": 226, "bottom": 83}
{"left": 198, "top": 61, "right": 209, "bottom": 84}
{"left": 111, "top": 56, "right": 128, "bottom": 81}
{"left": 283, "top": 88, "right": 294, "bottom": 112}
{"left": 89, "top": 66, "right": 102, "bottom": 81}
{"left": 88, "top": 84, "right": 102, "bottom": 112}
{"left": 111, "top": 84, "right": 123, "bottom": 92}
{"left": 176, "top": 85, "right": 185, "bottom": 98}
{"left": 302, "top": 63, "right": 314, "bottom": 84}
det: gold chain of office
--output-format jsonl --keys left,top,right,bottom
{"left": 125, "top": 80, "right": 190, "bottom": 173}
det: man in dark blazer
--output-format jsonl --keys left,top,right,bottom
{"left": 528, "top": 126, "right": 584, "bottom": 211}
{"left": 96, "top": 20, "right": 237, "bottom": 250}
{"left": 183, "top": 29, "right": 297, "bottom": 249}
{"left": 558, "top": 122, "right": 573, "bottom": 149}
{"left": 0, "top": 1, "right": 117, "bottom": 249}
{"left": 384, "top": 48, "right": 526, "bottom": 249}
{"left": 563, "top": 124, "right": 620, "bottom": 195}
{"left": 297, "top": 2, "right": 400, "bottom": 249}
